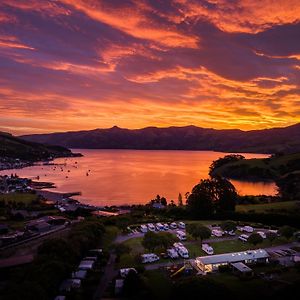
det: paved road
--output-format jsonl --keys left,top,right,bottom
{"left": 93, "top": 252, "right": 118, "bottom": 300}
{"left": 0, "top": 254, "right": 33, "bottom": 268}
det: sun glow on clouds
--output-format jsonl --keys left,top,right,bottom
{"left": 0, "top": 0, "right": 299, "bottom": 134}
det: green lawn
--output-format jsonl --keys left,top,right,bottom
{"left": 0, "top": 193, "right": 39, "bottom": 205}
{"left": 143, "top": 270, "right": 172, "bottom": 300}
{"left": 236, "top": 201, "right": 300, "bottom": 214}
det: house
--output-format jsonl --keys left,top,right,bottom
{"left": 195, "top": 249, "right": 269, "bottom": 273}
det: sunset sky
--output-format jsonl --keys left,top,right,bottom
{"left": 0, "top": 0, "right": 300, "bottom": 135}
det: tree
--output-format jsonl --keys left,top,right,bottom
{"left": 142, "top": 231, "right": 160, "bottom": 252}
{"left": 266, "top": 231, "right": 277, "bottom": 245}
{"left": 186, "top": 177, "right": 237, "bottom": 217}
{"left": 209, "top": 154, "right": 245, "bottom": 177}
{"left": 186, "top": 224, "right": 211, "bottom": 243}
{"left": 279, "top": 226, "right": 295, "bottom": 240}
{"left": 157, "top": 232, "right": 177, "bottom": 249}
{"left": 248, "top": 233, "right": 263, "bottom": 246}
{"left": 160, "top": 197, "right": 167, "bottom": 206}
{"left": 220, "top": 220, "right": 237, "bottom": 232}
{"left": 178, "top": 193, "right": 183, "bottom": 206}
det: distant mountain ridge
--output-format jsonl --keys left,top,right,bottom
{"left": 21, "top": 123, "right": 300, "bottom": 154}
{"left": 0, "top": 131, "right": 79, "bottom": 160}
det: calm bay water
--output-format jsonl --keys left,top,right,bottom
{"left": 0, "top": 149, "right": 277, "bottom": 205}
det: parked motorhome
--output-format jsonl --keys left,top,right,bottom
{"left": 163, "top": 223, "right": 169, "bottom": 230}
{"left": 176, "top": 230, "right": 186, "bottom": 241}
{"left": 202, "top": 243, "right": 214, "bottom": 255}
{"left": 156, "top": 223, "right": 164, "bottom": 231}
{"left": 257, "top": 231, "right": 266, "bottom": 239}
{"left": 178, "top": 222, "right": 186, "bottom": 229}
{"left": 141, "top": 253, "right": 160, "bottom": 263}
{"left": 240, "top": 226, "right": 254, "bottom": 233}
{"left": 140, "top": 224, "right": 148, "bottom": 233}
{"left": 239, "top": 234, "right": 249, "bottom": 242}
{"left": 212, "top": 229, "right": 224, "bottom": 237}
{"left": 147, "top": 223, "right": 155, "bottom": 231}
{"left": 167, "top": 248, "right": 179, "bottom": 259}
{"left": 173, "top": 242, "right": 189, "bottom": 258}
{"left": 120, "top": 268, "right": 137, "bottom": 278}
{"left": 170, "top": 222, "right": 177, "bottom": 229}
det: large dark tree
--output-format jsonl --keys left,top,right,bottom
{"left": 186, "top": 177, "right": 237, "bottom": 217}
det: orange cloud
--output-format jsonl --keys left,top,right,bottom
{"left": 60, "top": 0, "right": 199, "bottom": 48}
{"left": 176, "top": 0, "right": 300, "bottom": 33}
{"left": 0, "top": 35, "right": 34, "bottom": 50}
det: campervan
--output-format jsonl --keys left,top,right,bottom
{"left": 167, "top": 248, "right": 179, "bottom": 259}
{"left": 241, "top": 226, "right": 254, "bottom": 233}
{"left": 176, "top": 230, "right": 187, "bottom": 241}
{"left": 212, "top": 229, "right": 224, "bottom": 237}
{"left": 140, "top": 225, "right": 148, "bottom": 233}
{"left": 147, "top": 223, "right": 155, "bottom": 231}
{"left": 239, "top": 234, "right": 249, "bottom": 242}
{"left": 141, "top": 253, "right": 160, "bottom": 263}
{"left": 170, "top": 222, "right": 177, "bottom": 229}
{"left": 178, "top": 222, "right": 186, "bottom": 229}
{"left": 156, "top": 223, "right": 164, "bottom": 231}
{"left": 202, "top": 243, "right": 214, "bottom": 255}
{"left": 120, "top": 268, "right": 137, "bottom": 278}
{"left": 177, "top": 246, "right": 189, "bottom": 258}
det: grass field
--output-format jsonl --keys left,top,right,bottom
{"left": 236, "top": 201, "right": 300, "bottom": 214}
{"left": 0, "top": 193, "right": 39, "bottom": 205}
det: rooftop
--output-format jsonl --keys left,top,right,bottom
{"left": 196, "top": 249, "right": 269, "bottom": 265}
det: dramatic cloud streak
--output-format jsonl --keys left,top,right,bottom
{"left": 0, "top": 0, "right": 299, "bottom": 134}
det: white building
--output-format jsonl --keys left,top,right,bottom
{"left": 195, "top": 249, "right": 269, "bottom": 273}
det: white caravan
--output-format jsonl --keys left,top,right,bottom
{"left": 140, "top": 225, "right": 148, "bottom": 233}
{"left": 141, "top": 253, "right": 160, "bottom": 263}
{"left": 178, "top": 222, "right": 186, "bottom": 229}
{"left": 202, "top": 243, "right": 214, "bottom": 255}
{"left": 156, "top": 223, "right": 164, "bottom": 231}
{"left": 163, "top": 223, "right": 169, "bottom": 230}
{"left": 147, "top": 223, "right": 155, "bottom": 231}
{"left": 176, "top": 230, "right": 187, "bottom": 241}
{"left": 170, "top": 222, "right": 177, "bottom": 229}
{"left": 212, "top": 229, "right": 224, "bottom": 237}
{"left": 167, "top": 248, "right": 179, "bottom": 259}
{"left": 239, "top": 234, "right": 249, "bottom": 242}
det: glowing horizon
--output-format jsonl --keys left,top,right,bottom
{"left": 0, "top": 0, "right": 300, "bottom": 135}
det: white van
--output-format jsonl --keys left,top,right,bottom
{"left": 176, "top": 230, "right": 186, "bottom": 241}
{"left": 156, "top": 223, "right": 164, "bottom": 231}
{"left": 147, "top": 223, "right": 155, "bottom": 231}
{"left": 163, "top": 223, "right": 169, "bottom": 230}
{"left": 170, "top": 222, "right": 177, "bottom": 229}
{"left": 141, "top": 253, "right": 160, "bottom": 263}
{"left": 212, "top": 229, "right": 223, "bottom": 237}
{"left": 202, "top": 243, "right": 214, "bottom": 255}
{"left": 239, "top": 234, "right": 249, "bottom": 242}
{"left": 178, "top": 222, "right": 186, "bottom": 229}
{"left": 167, "top": 248, "right": 179, "bottom": 259}
{"left": 140, "top": 225, "right": 148, "bottom": 233}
